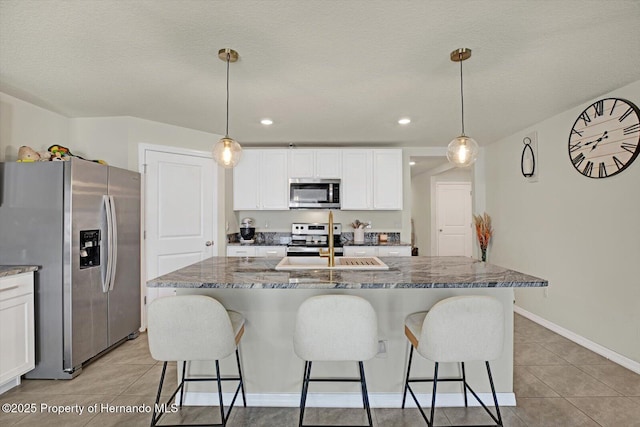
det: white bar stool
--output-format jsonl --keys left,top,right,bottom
{"left": 402, "top": 295, "right": 504, "bottom": 427}
{"left": 293, "top": 295, "right": 378, "bottom": 427}
{"left": 147, "top": 295, "right": 246, "bottom": 427}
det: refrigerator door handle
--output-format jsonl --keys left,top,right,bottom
{"left": 108, "top": 195, "right": 118, "bottom": 291}
{"left": 102, "top": 195, "right": 113, "bottom": 293}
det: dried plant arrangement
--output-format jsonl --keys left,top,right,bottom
{"left": 473, "top": 212, "right": 493, "bottom": 262}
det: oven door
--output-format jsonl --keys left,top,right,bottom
{"left": 289, "top": 179, "right": 340, "bottom": 209}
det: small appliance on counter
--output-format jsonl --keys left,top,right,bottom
{"left": 239, "top": 217, "right": 256, "bottom": 244}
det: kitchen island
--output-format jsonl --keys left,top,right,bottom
{"left": 147, "top": 256, "right": 546, "bottom": 408}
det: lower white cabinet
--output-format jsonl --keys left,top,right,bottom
{"left": 256, "top": 246, "right": 286, "bottom": 258}
{"left": 344, "top": 246, "right": 411, "bottom": 257}
{"left": 227, "top": 246, "right": 285, "bottom": 257}
{"left": 0, "top": 272, "right": 35, "bottom": 393}
{"left": 344, "top": 246, "right": 377, "bottom": 257}
{"left": 376, "top": 246, "right": 412, "bottom": 257}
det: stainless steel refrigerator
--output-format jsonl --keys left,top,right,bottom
{"left": 0, "top": 159, "right": 141, "bottom": 379}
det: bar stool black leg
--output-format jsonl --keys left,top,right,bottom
{"left": 215, "top": 360, "right": 226, "bottom": 427}
{"left": 235, "top": 348, "right": 247, "bottom": 407}
{"left": 429, "top": 362, "right": 439, "bottom": 427}
{"left": 461, "top": 361, "right": 468, "bottom": 408}
{"left": 179, "top": 361, "right": 187, "bottom": 408}
{"left": 358, "top": 361, "right": 373, "bottom": 427}
{"left": 486, "top": 361, "right": 503, "bottom": 426}
{"left": 150, "top": 361, "right": 168, "bottom": 427}
{"left": 401, "top": 344, "right": 415, "bottom": 409}
{"left": 298, "top": 361, "right": 312, "bottom": 427}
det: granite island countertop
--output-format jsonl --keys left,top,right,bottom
{"left": 148, "top": 256, "right": 547, "bottom": 289}
{"left": 0, "top": 265, "right": 39, "bottom": 278}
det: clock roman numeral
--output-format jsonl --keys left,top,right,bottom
{"left": 619, "top": 107, "right": 633, "bottom": 122}
{"left": 570, "top": 128, "right": 583, "bottom": 138}
{"left": 610, "top": 99, "right": 618, "bottom": 116}
{"left": 598, "top": 162, "right": 607, "bottom": 178}
{"left": 593, "top": 100, "right": 604, "bottom": 117}
{"left": 579, "top": 111, "right": 591, "bottom": 126}
{"left": 613, "top": 156, "right": 624, "bottom": 170}
{"left": 569, "top": 142, "right": 583, "bottom": 152}
{"left": 623, "top": 123, "right": 640, "bottom": 135}
{"left": 582, "top": 161, "right": 593, "bottom": 177}
{"left": 572, "top": 152, "right": 585, "bottom": 168}
{"left": 621, "top": 142, "right": 637, "bottom": 153}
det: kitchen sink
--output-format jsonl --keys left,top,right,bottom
{"left": 275, "top": 256, "right": 389, "bottom": 270}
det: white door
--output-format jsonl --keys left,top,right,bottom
{"left": 435, "top": 182, "right": 472, "bottom": 256}
{"left": 143, "top": 146, "right": 217, "bottom": 308}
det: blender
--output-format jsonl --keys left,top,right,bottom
{"left": 239, "top": 217, "right": 256, "bottom": 244}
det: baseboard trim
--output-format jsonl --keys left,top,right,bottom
{"left": 514, "top": 305, "right": 640, "bottom": 375}
{"left": 0, "top": 377, "right": 20, "bottom": 395}
{"left": 179, "top": 391, "right": 516, "bottom": 408}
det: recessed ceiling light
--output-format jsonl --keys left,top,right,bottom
{"left": 261, "top": 119, "right": 273, "bottom": 125}
{"left": 398, "top": 118, "right": 411, "bottom": 125}
{"left": 409, "top": 161, "right": 416, "bottom": 166}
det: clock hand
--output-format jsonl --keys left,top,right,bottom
{"left": 590, "top": 131, "right": 609, "bottom": 151}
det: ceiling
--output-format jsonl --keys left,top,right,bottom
{"left": 2, "top": 1, "right": 640, "bottom": 148}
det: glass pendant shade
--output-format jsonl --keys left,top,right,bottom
{"left": 447, "top": 135, "right": 479, "bottom": 167}
{"left": 212, "top": 137, "right": 242, "bottom": 168}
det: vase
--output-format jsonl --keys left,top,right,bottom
{"left": 481, "top": 247, "right": 487, "bottom": 262}
{"left": 354, "top": 228, "right": 365, "bottom": 244}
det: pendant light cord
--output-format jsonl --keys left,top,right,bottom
{"left": 459, "top": 53, "right": 465, "bottom": 136}
{"left": 225, "top": 52, "right": 230, "bottom": 137}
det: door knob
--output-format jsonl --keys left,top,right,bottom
{"left": 439, "top": 229, "right": 443, "bottom": 232}
{"left": 205, "top": 241, "right": 214, "bottom": 246}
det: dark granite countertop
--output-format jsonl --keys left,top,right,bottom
{"left": 227, "top": 242, "right": 288, "bottom": 247}
{"left": 148, "top": 256, "right": 547, "bottom": 289}
{"left": 0, "top": 265, "right": 38, "bottom": 278}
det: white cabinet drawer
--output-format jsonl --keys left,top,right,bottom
{"left": 256, "top": 246, "right": 286, "bottom": 258}
{"left": 344, "top": 246, "right": 377, "bottom": 257}
{"left": 226, "top": 246, "right": 257, "bottom": 257}
{"left": 377, "top": 246, "right": 411, "bottom": 257}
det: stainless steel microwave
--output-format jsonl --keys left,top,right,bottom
{"left": 289, "top": 178, "right": 341, "bottom": 209}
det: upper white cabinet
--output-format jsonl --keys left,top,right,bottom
{"left": 233, "top": 149, "right": 289, "bottom": 210}
{"left": 289, "top": 149, "right": 342, "bottom": 179}
{"left": 341, "top": 149, "right": 373, "bottom": 210}
{"left": 234, "top": 148, "right": 402, "bottom": 211}
{"left": 372, "top": 149, "right": 403, "bottom": 210}
{"left": 341, "top": 149, "right": 403, "bottom": 210}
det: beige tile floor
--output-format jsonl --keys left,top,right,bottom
{"left": 1, "top": 313, "right": 639, "bottom": 426}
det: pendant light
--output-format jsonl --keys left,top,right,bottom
{"left": 212, "top": 48, "right": 242, "bottom": 168}
{"left": 447, "top": 48, "right": 479, "bottom": 167}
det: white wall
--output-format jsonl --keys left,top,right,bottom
{"left": 485, "top": 80, "right": 640, "bottom": 364}
{"left": 0, "top": 92, "right": 70, "bottom": 162}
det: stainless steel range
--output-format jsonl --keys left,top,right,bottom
{"left": 286, "top": 223, "right": 343, "bottom": 256}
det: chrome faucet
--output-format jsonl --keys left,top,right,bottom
{"left": 319, "top": 211, "right": 335, "bottom": 267}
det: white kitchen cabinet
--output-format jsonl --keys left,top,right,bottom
{"left": 0, "top": 272, "right": 35, "bottom": 393}
{"left": 233, "top": 150, "right": 261, "bottom": 210}
{"left": 226, "top": 246, "right": 257, "bottom": 257}
{"left": 344, "top": 245, "right": 411, "bottom": 257}
{"left": 256, "top": 246, "right": 286, "bottom": 258}
{"left": 227, "top": 246, "right": 285, "bottom": 257}
{"left": 344, "top": 246, "right": 377, "bottom": 257}
{"left": 341, "top": 149, "right": 403, "bottom": 210}
{"left": 233, "top": 149, "right": 289, "bottom": 210}
{"left": 341, "top": 149, "right": 373, "bottom": 210}
{"left": 289, "top": 149, "right": 342, "bottom": 179}
{"left": 372, "top": 149, "right": 403, "bottom": 210}
{"left": 377, "top": 246, "right": 411, "bottom": 257}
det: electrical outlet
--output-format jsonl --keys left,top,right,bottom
{"left": 366, "top": 221, "right": 372, "bottom": 229}
{"left": 376, "top": 340, "right": 387, "bottom": 358}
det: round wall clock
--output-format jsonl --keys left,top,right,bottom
{"left": 568, "top": 97, "right": 640, "bottom": 178}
